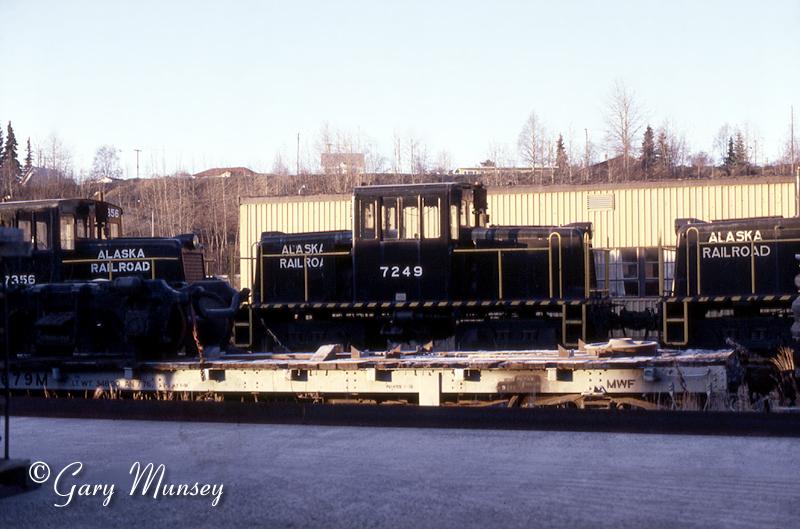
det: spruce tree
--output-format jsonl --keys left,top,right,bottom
{"left": 555, "top": 134, "right": 568, "bottom": 183}
{"left": 733, "top": 132, "right": 748, "bottom": 172}
{"left": 0, "top": 122, "right": 21, "bottom": 184}
{"left": 723, "top": 137, "right": 736, "bottom": 175}
{"left": 656, "top": 130, "right": 670, "bottom": 178}
{"left": 640, "top": 125, "right": 655, "bottom": 180}
{"left": 24, "top": 137, "right": 32, "bottom": 171}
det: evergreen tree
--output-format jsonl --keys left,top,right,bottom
{"left": 0, "top": 125, "right": 4, "bottom": 167}
{"left": 640, "top": 125, "right": 655, "bottom": 180}
{"left": 24, "top": 137, "right": 32, "bottom": 171}
{"left": 555, "top": 134, "right": 569, "bottom": 183}
{"left": 723, "top": 137, "right": 736, "bottom": 175}
{"left": 656, "top": 130, "right": 670, "bottom": 178}
{"left": 0, "top": 122, "right": 22, "bottom": 195}
{"left": 733, "top": 132, "right": 748, "bottom": 169}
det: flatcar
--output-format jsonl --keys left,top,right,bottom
{"left": 238, "top": 182, "right": 610, "bottom": 352}
{"left": 0, "top": 198, "right": 241, "bottom": 359}
{"left": 663, "top": 216, "right": 800, "bottom": 349}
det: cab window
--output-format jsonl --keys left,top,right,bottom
{"left": 381, "top": 198, "right": 399, "bottom": 240}
{"left": 60, "top": 216, "right": 75, "bottom": 250}
{"left": 400, "top": 197, "right": 419, "bottom": 239}
{"left": 422, "top": 196, "right": 441, "bottom": 239}
{"left": 359, "top": 200, "right": 376, "bottom": 240}
{"left": 17, "top": 219, "right": 32, "bottom": 245}
{"left": 35, "top": 220, "right": 49, "bottom": 250}
{"left": 450, "top": 204, "right": 459, "bottom": 240}
{"left": 76, "top": 217, "right": 88, "bottom": 239}
{"left": 109, "top": 222, "right": 120, "bottom": 238}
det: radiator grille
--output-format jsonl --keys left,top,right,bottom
{"left": 182, "top": 250, "right": 206, "bottom": 283}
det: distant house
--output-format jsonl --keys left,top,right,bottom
{"left": 193, "top": 167, "right": 258, "bottom": 178}
{"left": 453, "top": 166, "right": 547, "bottom": 176}
{"left": 86, "top": 175, "right": 125, "bottom": 185}
{"left": 19, "top": 167, "right": 74, "bottom": 186}
{"left": 320, "top": 153, "right": 365, "bottom": 175}
{"left": 589, "top": 155, "right": 638, "bottom": 182}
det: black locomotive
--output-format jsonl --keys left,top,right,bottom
{"left": 239, "top": 182, "right": 609, "bottom": 351}
{"left": 0, "top": 198, "right": 241, "bottom": 359}
{"left": 663, "top": 216, "right": 800, "bottom": 349}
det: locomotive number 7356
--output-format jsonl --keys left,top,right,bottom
{"left": 380, "top": 265, "right": 423, "bottom": 278}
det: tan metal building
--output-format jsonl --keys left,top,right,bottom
{"left": 239, "top": 176, "right": 798, "bottom": 294}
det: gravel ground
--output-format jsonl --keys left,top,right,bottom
{"left": 1, "top": 416, "right": 799, "bottom": 529}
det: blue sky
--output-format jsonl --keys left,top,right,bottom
{"left": 0, "top": 0, "right": 798, "bottom": 177}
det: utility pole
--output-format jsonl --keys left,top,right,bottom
{"left": 296, "top": 133, "right": 300, "bottom": 176}
{"left": 791, "top": 105, "right": 795, "bottom": 179}
{"left": 584, "top": 129, "right": 589, "bottom": 184}
{"left": 134, "top": 149, "right": 142, "bottom": 179}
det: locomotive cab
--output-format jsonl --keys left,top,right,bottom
{"left": 0, "top": 198, "right": 123, "bottom": 285}
{"left": 352, "top": 182, "right": 488, "bottom": 302}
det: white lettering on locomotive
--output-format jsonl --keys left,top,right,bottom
{"left": 4, "top": 274, "right": 35, "bottom": 286}
{"left": 278, "top": 256, "right": 325, "bottom": 269}
{"left": 90, "top": 261, "right": 152, "bottom": 273}
{"left": 281, "top": 243, "right": 323, "bottom": 255}
{"left": 97, "top": 248, "right": 146, "bottom": 259}
{"left": 278, "top": 243, "right": 325, "bottom": 269}
{"left": 707, "top": 230, "right": 762, "bottom": 243}
{"left": 701, "top": 245, "right": 771, "bottom": 259}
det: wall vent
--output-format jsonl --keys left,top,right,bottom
{"left": 587, "top": 194, "right": 615, "bottom": 210}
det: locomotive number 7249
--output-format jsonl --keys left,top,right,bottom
{"left": 380, "top": 265, "right": 423, "bottom": 278}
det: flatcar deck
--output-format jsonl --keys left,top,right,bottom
{"left": 2, "top": 348, "right": 736, "bottom": 408}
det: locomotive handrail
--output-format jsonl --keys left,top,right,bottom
{"left": 548, "top": 232, "right": 563, "bottom": 299}
{"left": 451, "top": 247, "right": 549, "bottom": 253}
{"left": 685, "top": 227, "right": 701, "bottom": 296}
{"left": 259, "top": 251, "right": 351, "bottom": 258}
{"left": 751, "top": 241, "right": 756, "bottom": 294}
{"left": 236, "top": 241, "right": 260, "bottom": 304}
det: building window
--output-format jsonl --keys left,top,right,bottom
{"left": 601, "top": 247, "right": 669, "bottom": 297}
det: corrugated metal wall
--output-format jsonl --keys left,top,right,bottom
{"left": 488, "top": 178, "right": 797, "bottom": 248}
{"left": 239, "top": 194, "right": 352, "bottom": 287}
{"left": 239, "top": 177, "right": 797, "bottom": 285}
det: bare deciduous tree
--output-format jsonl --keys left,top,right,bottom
{"left": 604, "top": 80, "right": 644, "bottom": 181}
{"left": 272, "top": 150, "right": 289, "bottom": 176}
{"left": 90, "top": 145, "right": 123, "bottom": 181}
{"left": 518, "top": 111, "right": 544, "bottom": 183}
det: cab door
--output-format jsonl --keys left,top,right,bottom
{"left": 15, "top": 209, "right": 57, "bottom": 283}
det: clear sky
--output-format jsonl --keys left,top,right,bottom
{"left": 0, "top": 0, "right": 798, "bottom": 177}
